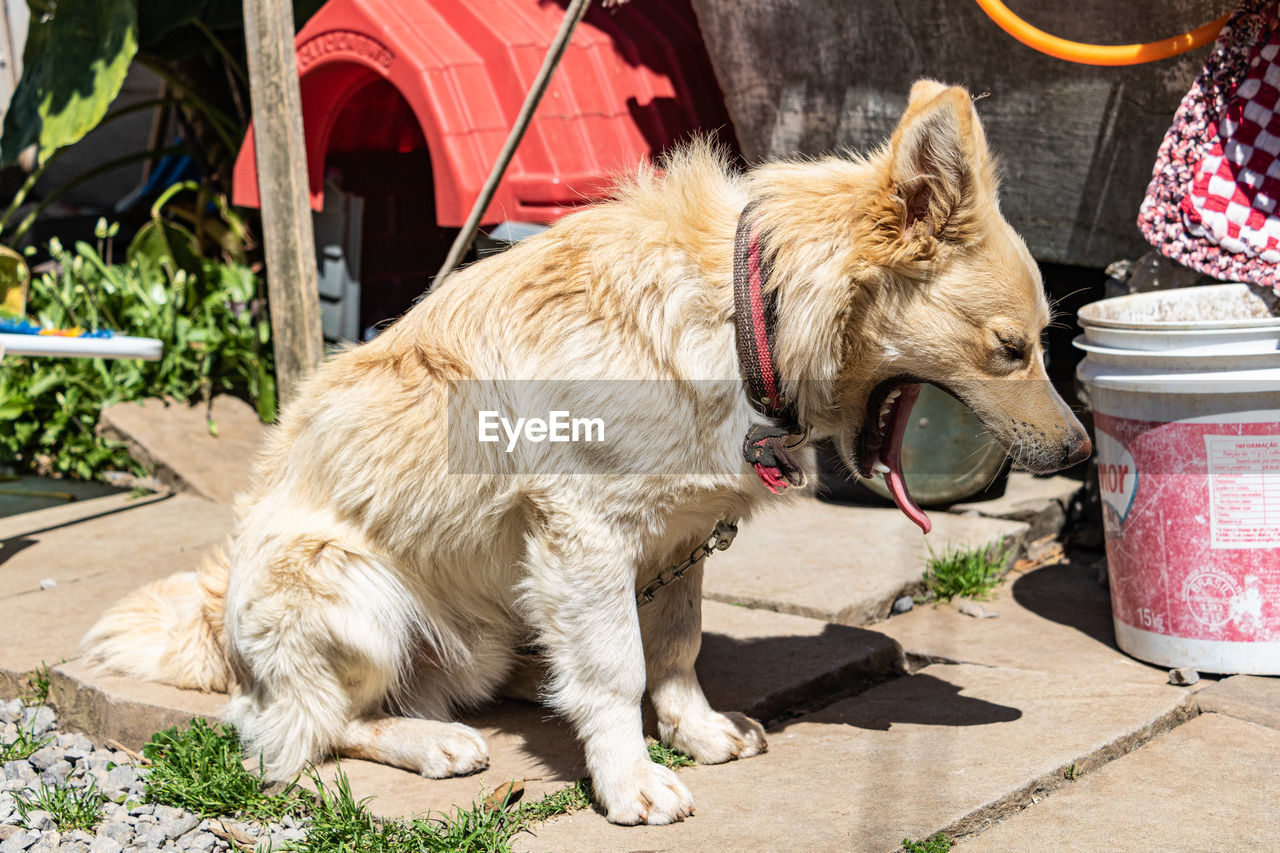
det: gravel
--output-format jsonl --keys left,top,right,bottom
{"left": 0, "top": 701, "right": 302, "bottom": 852}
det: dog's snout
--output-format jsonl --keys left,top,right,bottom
{"left": 1064, "top": 434, "right": 1092, "bottom": 467}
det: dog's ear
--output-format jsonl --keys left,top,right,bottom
{"left": 888, "top": 82, "right": 983, "bottom": 244}
{"left": 906, "top": 78, "right": 949, "bottom": 106}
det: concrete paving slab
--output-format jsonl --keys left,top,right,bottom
{"left": 876, "top": 556, "right": 1171, "bottom": 687}
{"left": 519, "top": 663, "right": 1195, "bottom": 853}
{"left": 959, "top": 713, "right": 1280, "bottom": 851}
{"left": 704, "top": 497, "right": 1028, "bottom": 626}
{"left": 98, "top": 396, "right": 266, "bottom": 504}
{"left": 0, "top": 494, "right": 232, "bottom": 696}
{"left": 1197, "top": 675, "right": 1280, "bottom": 731}
{"left": 948, "top": 473, "right": 1081, "bottom": 541}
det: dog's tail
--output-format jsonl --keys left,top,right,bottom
{"left": 80, "top": 547, "right": 233, "bottom": 692}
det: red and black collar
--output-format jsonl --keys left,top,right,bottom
{"left": 733, "top": 201, "right": 809, "bottom": 493}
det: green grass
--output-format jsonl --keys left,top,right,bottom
{"left": 133, "top": 720, "right": 701, "bottom": 850}
{"left": 922, "top": 538, "right": 1013, "bottom": 602}
{"left": 903, "top": 832, "right": 953, "bottom": 853}
{"left": 0, "top": 726, "right": 50, "bottom": 763}
{"left": 22, "top": 663, "right": 50, "bottom": 706}
{"left": 16, "top": 779, "right": 105, "bottom": 831}
{"left": 647, "top": 741, "right": 695, "bottom": 770}
{"left": 294, "top": 768, "right": 525, "bottom": 853}
{"left": 290, "top": 768, "right": 600, "bottom": 852}
{"left": 513, "top": 778, "right": 593, "bottom": 824}
{"left": 141, "top": 718, "right": 305, "bottom": 821}
{"left": 0, "top": 700, "right": 51, "bottom": 763}
{"left": 134, "top": 719, "right": 654, "bottom": 851}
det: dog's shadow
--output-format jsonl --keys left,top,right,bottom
{"left": 470, "top": 623, "right": 1021, "bottom": 780}
{"left": 698, "top": 625, "right": 1022, "bottom": 731}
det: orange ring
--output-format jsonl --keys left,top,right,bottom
{"left": 973, "top": 0, "right": 1230, "bottom": 66}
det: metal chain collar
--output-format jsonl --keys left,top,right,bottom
{"left": 636, "top": 518, "right": 739, "bottom": 607}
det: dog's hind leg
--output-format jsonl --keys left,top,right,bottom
{"left": 520, "top": 515, "right": 694, "bottom": 826}
{"left": 223, "top": 534, "right": 488, "bottom": 781}
{"left": 639, "top": 551, "right": 767, "bottom": 764}
{"left": 337, "top": 716, "right": 489, "bottom": 778}
{"left": 340, "top": 633, "right": 515, "bottom": 778}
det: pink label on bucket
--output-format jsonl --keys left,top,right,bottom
{"left": 1094, "top": 412, "right": 1280, "bottom": 645}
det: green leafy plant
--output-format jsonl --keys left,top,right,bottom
{"left": 0, "top": 211, "right": 274, "bottom": 480}
{"left": 16, "top": 779, "right": 106, "bottom": 832}
{"left": 0, "top": 2, "right": 139, "bottom": 165}
{"left": 922, "top": 538, "right": 1013, "bottom": 602}
{"left": 142, "top": 719, "right": 303, "bottom": 820}
{"left": 903, "top": 833, "right": 953, "bottom": 853}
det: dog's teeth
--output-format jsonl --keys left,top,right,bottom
{"left": 873, "top": 461, "right": 891, "bottom": 474}
{"left": 878, "top": 416, "right": 886, "bottom": 429}
{"left": 886, "top": 389, "right": 901, "bottom": 402}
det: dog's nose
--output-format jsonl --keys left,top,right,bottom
{"left": 1064, "top": 434, "right": 1092, "bottom": 466}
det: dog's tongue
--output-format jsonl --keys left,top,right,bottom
{"left": 880, "top": 383, "right": 931, "bottom": 534}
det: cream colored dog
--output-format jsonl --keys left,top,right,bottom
{"left": 84, "top": 80, "right": 1089, "bottom": 825}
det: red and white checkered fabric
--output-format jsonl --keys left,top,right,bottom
{"left": 1138, "top": 0, "right": 1280, "bottom": 292}
{"left": 1182, "top": 41, "right": 1280, "bottom": 263}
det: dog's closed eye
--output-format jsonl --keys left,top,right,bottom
{"left": 995, "top": 333, "right": 1030, "bottom": 364}
{"left": 1002, "top": 341, "right": 1027, "bottom": 361}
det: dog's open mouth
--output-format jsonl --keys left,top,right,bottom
{"left": 856, "top": 378, "right": 930, "bottom": 534}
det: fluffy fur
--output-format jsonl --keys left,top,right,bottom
{"left": 83, "top": 80, "right": 1089, "bottom": 825}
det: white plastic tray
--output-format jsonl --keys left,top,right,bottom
{"left": 0, "top": 332, "right": 163, "bottom": 361}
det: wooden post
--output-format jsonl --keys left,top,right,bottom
{"left": 242, "top": 0, "right": 323, "bottom": 405}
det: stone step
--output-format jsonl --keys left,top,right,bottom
{"left": 97, "top": 396, "right": 266, "bottom": 504}
{"left": 44, "top": 601, "right": 903, "bottom": 819}
{"left": 704, "top": 496, "right": 1029, "bottom": 626}
{"left": 518, "top": 663, "right": 1196, "bottom": 853}
{"left": 958, "top": 713, "right": 1280, "bottom": 851}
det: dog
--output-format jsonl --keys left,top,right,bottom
{"left": 83, "top": 80, "right": 1090, "bottom": 826}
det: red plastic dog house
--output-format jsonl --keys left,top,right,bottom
{"left": 231, "top": 0, "right": 734, "bottom": 338}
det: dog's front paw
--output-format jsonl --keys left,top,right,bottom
{"left": 663, "top": 710, "right": 766, "bottom": 765}
{"left": 595, "top": 759, "right": 694, "bottom": 825}
{"left": 417, "top": 722, "right": 490, "bottom": 778}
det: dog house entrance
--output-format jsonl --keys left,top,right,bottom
{"left": 312, "top": 78, "right": 463, "bottom": 341}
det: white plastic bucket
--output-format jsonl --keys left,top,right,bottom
{"left": 1076, "top": 283, "right": 1280, "bottom": 674}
